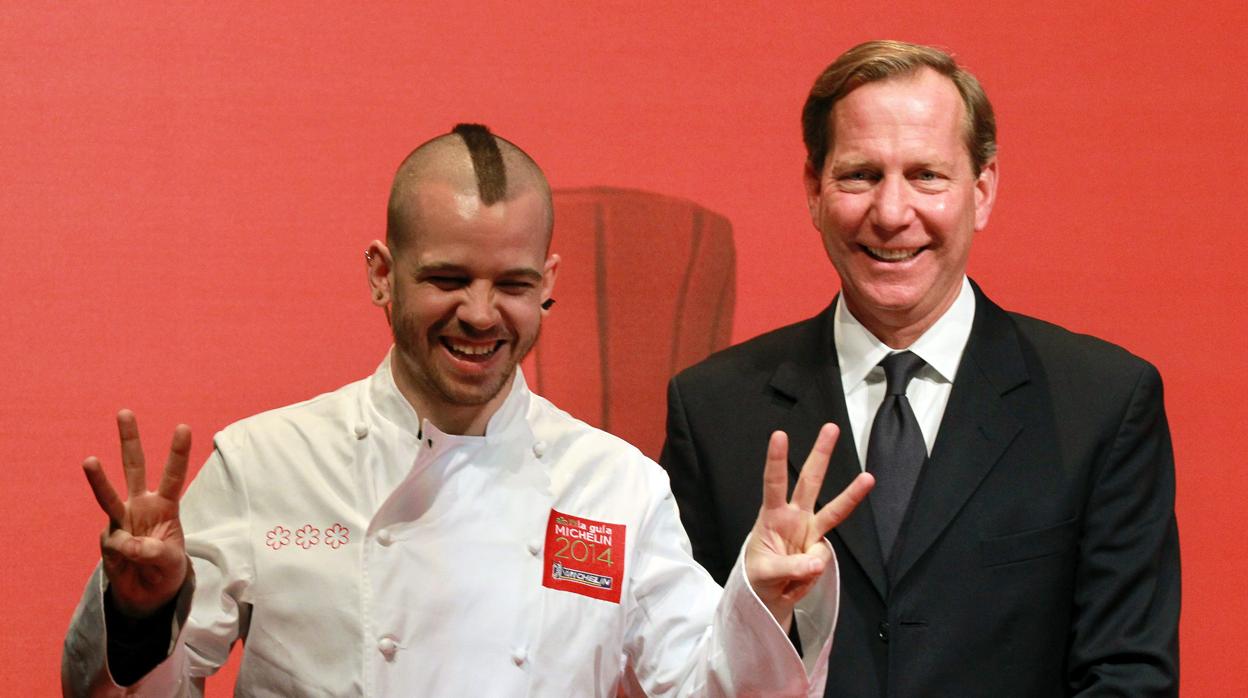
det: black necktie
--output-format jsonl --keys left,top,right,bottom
{"left": 866, "top": 351, "right": 928, "bottom": 560}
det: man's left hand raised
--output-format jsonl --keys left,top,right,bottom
{"left": 745, "top": 423, "right": 873, "bottom": 630}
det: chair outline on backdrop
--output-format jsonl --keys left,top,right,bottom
{"left": 522, "top": 187, "right": 736, "bottom": 459}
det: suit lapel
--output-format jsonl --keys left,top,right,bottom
{"left": 889, "top": 286, "right": 1028, "bottom": 585}
{"left": 772, "top": 304, "right": 888, "bottom": 598}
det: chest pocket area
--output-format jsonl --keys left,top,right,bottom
{"left": 531, "top": 584, "right": 627, "bottom": 678}
{"left": 980, "top": 517, "right": 1079, "bottom": 567}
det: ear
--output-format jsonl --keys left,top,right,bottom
{"left": 973, "top": 157, "right": 999, "bottom": 232}
{"left": 803, "top": 160, "right": 824, "bottom": 229}
{"left": 366, "top": 240, "right": 394, "bottom": 307}
{"left": 539, "top": 253, "right": 560, "bottom": 314}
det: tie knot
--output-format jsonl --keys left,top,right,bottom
{"left": 879, "top": 351, "right": 925, "bottom": 396}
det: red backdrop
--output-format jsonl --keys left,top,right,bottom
{"left": 2, "top": 3, "right": 1244, "bottom": 694}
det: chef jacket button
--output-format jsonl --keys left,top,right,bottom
{"left": 377, "top": 528, "right": 393, "bottom": 546}
{"left": 511, "top": 647, "right": 528, "bottom": 666}
{"left": 377, "top": 636, "right": 398, "bottom": 656}
{"left": 532, "top": 440, "right": 547, "bottom": 458}
{"left": 877, "top": 621, "right": 890, "bottom": 643}
{"left": 526, "top": 540, "right": 541, "bottom": 556}
{"left": 353, "top": 423, "right": 369, "bottom": 439}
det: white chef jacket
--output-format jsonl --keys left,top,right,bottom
{"left": 63, "top": 352, "right": 839, "bottom": 696}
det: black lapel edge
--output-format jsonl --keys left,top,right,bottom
{"left": 773, "top": 300, "right": 888, "bottom": 598}
{"left": 889, "top": 283, "right": 1029, "bottom": 584}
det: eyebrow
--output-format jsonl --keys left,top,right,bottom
{"left": 829, "top": 159, "right": 875, "bottom": 172}
{"left": 413, "top": 262, "right": 543, "bottom": 282}
{"left": 829, "top": 157, "right": 956, "bottom": 173}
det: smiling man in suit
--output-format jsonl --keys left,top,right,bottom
{"left": 660, "top": 40, "right": 1180, "bottom": 696}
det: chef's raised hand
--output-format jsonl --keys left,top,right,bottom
{"left": 744, "top": 423, "right": 873, "bottom": 629}
{"left": 82, "top": 410, "right": 191, "bottom": 618}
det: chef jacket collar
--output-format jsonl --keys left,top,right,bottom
{"left": 367, "top": 347, "right": 535, "bottom": 447}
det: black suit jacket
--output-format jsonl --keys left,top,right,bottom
{"left": 661, "top": 283, "right": 1179, "bottom": 697}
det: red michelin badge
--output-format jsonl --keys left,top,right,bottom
{"left": 542, "top": 509, "right": 626, "bottom": 604}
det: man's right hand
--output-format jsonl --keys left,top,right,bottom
{"left": 82, "top": 410, "right": 191, "bottom": 618}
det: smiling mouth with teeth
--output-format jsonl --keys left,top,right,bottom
{"left": 442, "top": 338, "right": 504, "bottom": 361}
{"left": 864, "top": 245, "right": 924, "bottom": 262}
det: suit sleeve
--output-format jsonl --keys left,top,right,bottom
{"left": 659, "top": 375, "right": 733, "bottom": 586}
{"left": 61, "top": 446, "right": 254, "bottom": 697}
{"left": 1068, "top": 363, "right": 1180, "bottom": 696}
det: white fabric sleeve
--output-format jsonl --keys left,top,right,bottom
{"left": 624, "top": 467, "right": 839, "bottom": 698}
{"left": 61, "top": 446, "right": 255, "bottom": 697}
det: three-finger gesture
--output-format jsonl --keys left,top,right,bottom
{"left": 81, "top": 410, "right": 192, "bottom": 618}
{"left": 744, "top": 423, "right": 873, "bottom": 627}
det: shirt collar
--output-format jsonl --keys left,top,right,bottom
{"left": 367, "top": 347, "right": 534, "bottom": 444}
{"left": 835, "top": 276, "right": 976, "bottom": 389}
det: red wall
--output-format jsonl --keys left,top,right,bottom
{"left": 3, "top": 3, "right": 1244, "bottom": 694}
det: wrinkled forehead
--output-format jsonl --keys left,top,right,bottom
{"left": 412, "top": 178, "right": 533, "bottom": 227}
{"left": 402, "top": 181, "right": 552, "bottom": 256}
{"left": 841, "top": 69, "right": 962, "bottom": 118}
{"left": 830, "top": 69, "right": 969, "bottom": 159}
{"left": 411, "top": 179, "right": 488, "bottom": 224}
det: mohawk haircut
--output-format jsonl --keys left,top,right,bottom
{"left": 386, "top": 123, "right": 553, "bottom": 251}
{"left": 452, "top": 123, "right": 507, "bottom": 205}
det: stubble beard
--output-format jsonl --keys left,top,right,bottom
{"left": 391, "top": 311, "right": 541, "bottom": 410}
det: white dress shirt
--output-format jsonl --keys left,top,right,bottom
{"left": 835, "top": 277, "right": 976, "bottom": 468}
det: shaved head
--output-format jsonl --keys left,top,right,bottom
{"left": 386, "top": 124, "right": 553, "bottom": 252}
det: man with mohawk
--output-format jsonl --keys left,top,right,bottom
{"left": 63, "top": 124, "right": 872, "bottom": 696}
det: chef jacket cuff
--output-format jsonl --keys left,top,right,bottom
{"left": 95, "top": 562, "right": 196, "bottom": 696}
{"left": 721, "top": 536, "right": 838, "bottom": 695}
